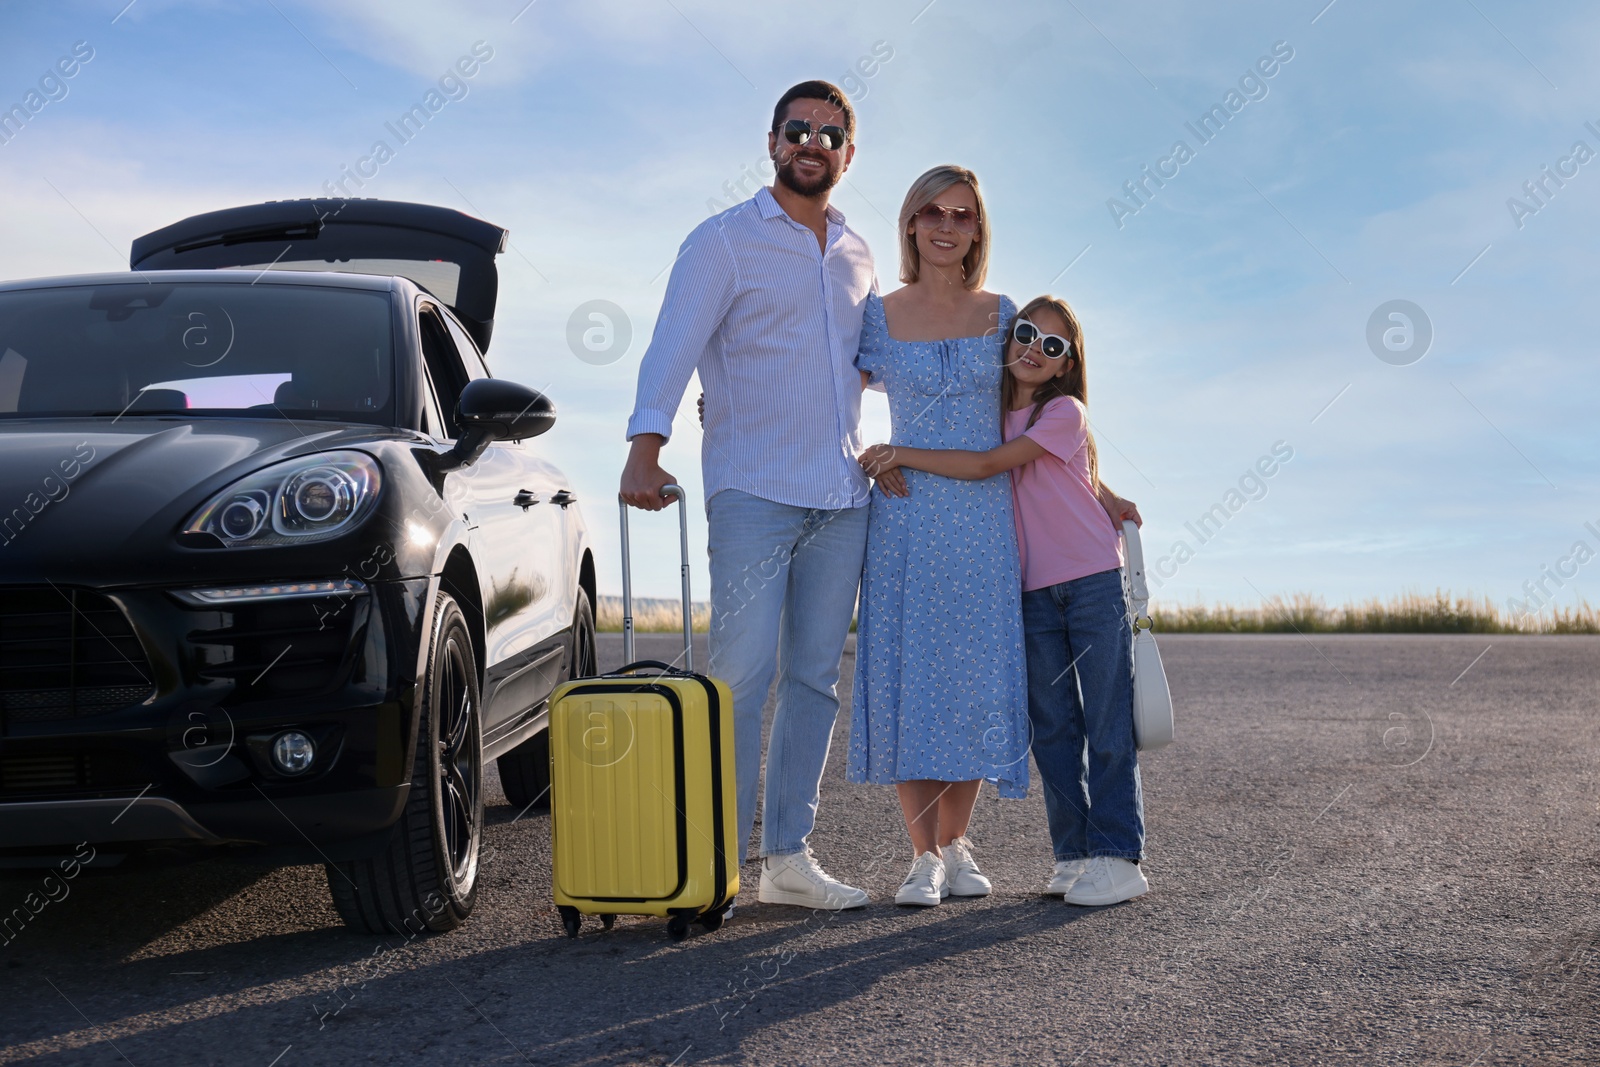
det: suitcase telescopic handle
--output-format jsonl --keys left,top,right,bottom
{"left": 618, "top": 484, "right": 694, "bottom": 671}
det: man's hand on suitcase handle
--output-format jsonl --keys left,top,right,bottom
{"left": 621, "top": 434, "right": 677, "bottom": 511}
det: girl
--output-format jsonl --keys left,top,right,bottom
{"left": 860, "top": 295, "right": 1149, "bottom": 906}
{"left": 846, "top": 164, "right": 1029, "bottom": 907}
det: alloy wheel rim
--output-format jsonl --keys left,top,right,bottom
{"left": 576, "top": 606, "right": 597, "bottom": 677}
{"left": 436, "top": 635, "right": 480, "bottom": 887}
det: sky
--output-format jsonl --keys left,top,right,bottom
{"left": 1, "top": 0, "right": 1595, "bottom": 614}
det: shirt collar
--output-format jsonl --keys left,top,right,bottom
{"left": 755, "top": 185, "right": 847, "bottom": 227}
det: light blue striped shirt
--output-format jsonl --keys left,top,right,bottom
{"left": 627, "top": 186, "right": 876, "bottom": 510}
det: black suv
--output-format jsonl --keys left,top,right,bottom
{"left": 0, "top": 200, "right": 595, "bottom": 934}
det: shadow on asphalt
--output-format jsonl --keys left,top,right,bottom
{"left": 6, "top": 882, "right": 1102, "bottom": 1065}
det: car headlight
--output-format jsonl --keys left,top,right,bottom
{"left": 183, "top": 451, "right": 381, "bottom": 547}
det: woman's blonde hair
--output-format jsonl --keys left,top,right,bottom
{"left": 897, "top": 165, "right": 989, "bottom": 290}
{"left": 1003, "top": 294, "right": 1099, "bottom": 484}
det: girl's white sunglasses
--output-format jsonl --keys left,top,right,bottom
{"left": 1012, "top": 318, "right": 1073, "bottom": 360}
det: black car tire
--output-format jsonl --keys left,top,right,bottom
{"left": 497, "top": 593, "right": 595, "bottom": 811}
{"left": 326, "top": 591, "right": 483, "bottom": 934}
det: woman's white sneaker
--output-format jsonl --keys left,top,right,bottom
{"left": 894, "top": 851, "right": 949, "bottom": 906}
{"left": 1063, "top": 857, "right": 1148, "bottom": 906}
{"left": 1045, "top": 859, "right": 1089, "bottom": 895}
{"left": 940, "top": 837, "right": 991, "bottom": 897}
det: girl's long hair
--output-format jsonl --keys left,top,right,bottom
{"left": 1003, "top": 294, "right": 1098, "bottom": 484}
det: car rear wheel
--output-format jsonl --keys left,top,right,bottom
{"left": 327, "top": 591, "right": 482, "bottom": 934}
{"left": 497, "top": 592, "right": 595, "bottom": 811}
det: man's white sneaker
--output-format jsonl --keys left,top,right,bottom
{"left": 1063, "top": 857, "right": 1148, "bottom": 906}
{"left": 894, "top": 851, "right": 949, "bottom": 906}
{"left": 756, "top": 848, "right": 869, "bottom": 910}
{"left": 940, "top": 837, "right": 991, "bottom": 897}
{"left": 1046, "top": 859, "right": 1089, "bottom": 896}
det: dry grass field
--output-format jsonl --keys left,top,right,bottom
{"left": 598, "top": 591, "right": 1600, "bottom": 635}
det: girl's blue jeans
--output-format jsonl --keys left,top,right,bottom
{"left": 1022, "top": 567, "right": 1146, "bottom": 862}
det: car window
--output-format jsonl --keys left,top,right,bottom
{"left": 0, "top": 282, "right": 395, "bottom": 423}
{"left": 441, "top": 311, "right": 490, "bottom": 380}
{"left": 418, "top": 305, "right": 468, "bottom": 438}
{"left": 418, "top": 359, "right": 449, "bottom": 440}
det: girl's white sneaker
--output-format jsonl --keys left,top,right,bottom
{"left": 894, "top": 851, "right": 949, "bottom": 906}
{"left": 940, "top": 837, "right": 991, "bottom": 897}
{"left": 1064, "top": 857, "right": 1148, "bottom": 906}
{"left": 1046, "top": 859, "right": 1089, "bottom": 895}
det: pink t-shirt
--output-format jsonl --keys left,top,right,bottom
{"left": 1003, "top": 396, "right": 1124, "bottom": 592}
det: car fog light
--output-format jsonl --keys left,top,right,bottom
{"left": 271, "top": 731, "right": 316, "bottom": 775}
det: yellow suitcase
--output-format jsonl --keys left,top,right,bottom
{"left": 550, "top": 485, "right": 738, "bottom": 941}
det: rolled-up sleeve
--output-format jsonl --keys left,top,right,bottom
{"left": 626, "top": 224, "right": 736, "bottom": 441}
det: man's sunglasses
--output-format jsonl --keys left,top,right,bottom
{"left": 913, "top": 203, "right": 979, "bottom": 234}
{"left": 1012, "top": 319, "right": 1073, "bottom": 360}
{"left": 778, "top": 119, "right": 849, "bottom": 152}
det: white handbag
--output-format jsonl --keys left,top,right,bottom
{"left": 1121, "top": 520, "right": 1174, "bottom": 751}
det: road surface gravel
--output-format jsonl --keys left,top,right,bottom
{"left": 1, "top": 634, "right": 1596, "bottom": 1065}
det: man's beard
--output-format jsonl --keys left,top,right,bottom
{"left": 775, "top": 153, "right": 840, "bottom": 198}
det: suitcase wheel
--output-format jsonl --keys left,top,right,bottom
{"left": 600, "top": 914, "right": 616, "bottom": 931}
{"left": 666, "top": 914, "right": 691, "bottom": 942}
{"left": 559, "top": 906, "right": 581, "bottom": 939}
{"left": 696, "top": 910, "right": 724, "bottom": 933}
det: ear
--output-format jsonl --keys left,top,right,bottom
{"left": 767, "top": 129, "right": 778, "bottom": 159}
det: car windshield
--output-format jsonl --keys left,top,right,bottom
{"left": 0, "top": 281, "right": 395, "bottom": 424}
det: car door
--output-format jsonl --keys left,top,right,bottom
{"left": 418, "top": 305, "right": 565, "bottom": 731}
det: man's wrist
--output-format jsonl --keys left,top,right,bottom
{"left": 628, "top": 433, "right": 666, "bottom": 463}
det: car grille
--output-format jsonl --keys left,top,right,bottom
{"left": 188, "top": 595, "right": 363, "bottom": 703}
{"left": 0, "top": 588, "right": 157, "bottom": 729}
{"left": 0, "top": 748, "right": 151, "bottom": 795}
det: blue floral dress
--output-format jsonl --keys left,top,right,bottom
{"left": 846, "top": 293, "right": 1030, "bottom": 798}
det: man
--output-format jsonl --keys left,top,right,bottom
{"left": 620, "top": 80, "right": 873, "bottom": 910}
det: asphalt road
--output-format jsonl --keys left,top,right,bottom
{"left": 2, "top": 634, "right": 1597, "bottom": 1066}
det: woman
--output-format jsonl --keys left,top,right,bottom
{"left": 846, "top": 165, "right": 1028, "bottom": 906}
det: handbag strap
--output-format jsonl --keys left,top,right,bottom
{"left": 1120, "top": 520, "right": 1153, "bottom": 629}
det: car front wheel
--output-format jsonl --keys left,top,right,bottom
{"left": 327, "top": 591, "right": 483, "bottom": 934}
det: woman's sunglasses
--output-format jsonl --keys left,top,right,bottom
{"left": 913, "top": 203, "right": 979, "bottom": 234}
{"left": 1012, "top": 319, "right": 1073, "bottom": 360}
{"left": 779, "top": 119, "right": 849, "bottom": 152}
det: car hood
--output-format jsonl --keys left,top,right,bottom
{"left": 0, "top": 417, "right": 408, "bottom": 582}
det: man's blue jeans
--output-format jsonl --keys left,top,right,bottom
{"left": 1022, "top": 568, "right": 1145, "bottom": 862}
{"left": 706, "top": 490, "right": 869, "bottom": 860}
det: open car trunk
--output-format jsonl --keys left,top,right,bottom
{"left": 130, "top": 199, "right": 508, "bottom": 353}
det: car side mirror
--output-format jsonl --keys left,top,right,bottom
{"left": 437, "top": 379, "right": 556, "bottom": 472}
